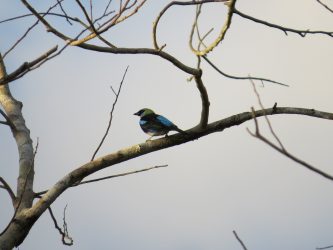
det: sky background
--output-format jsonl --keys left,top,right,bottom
{"left": 1, "top": 0, "right": 333, "bottom": 249}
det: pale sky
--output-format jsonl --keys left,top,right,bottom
{"left": 1, "top": 1, "right": 333, "bottom": 249}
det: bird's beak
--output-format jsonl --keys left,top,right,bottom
{"left": 134, "top": 111, "right": 139, "bottom": 116}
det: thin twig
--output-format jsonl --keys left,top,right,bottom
{"left": 233, "top": 230, "right": 248, "bottom": 250}
{"left": 316, "top": 0, "right": 333, "bottom": 14}
{"left": 0, "top": 108, "right": 16, "bottom": 130}
{"left": 74, "top": 165, "right": 168, "bottom": 186}
{"left": 153, "top": 0, "right": 228, "bottom": 50}
{"left": 202, "top": 55, "right": 289, "bottom": 87}
{"left": 91, "top": 66, "right": 129, "bottom": 161}
{"left": 233, "top": 8, "right": 333, "bottom": 37}
{"left": 249, "top": 78, "right": 286, "bottom": 150}
{"left": 35, "top": 164, "right": 168, "bottom": 196}
{"left": 3, "top": 0, "right": 64, "bottom": 58}
{"left": 0, "top": 46, "right": 58, "bottom": 86}
{"left": 48, "top": 206, "right": 73, "bottom": 245}
{"left": 0, "top": 177, "right": 16, "bottom": 206}
{"left": 247, "top": 81, "right": 333, "bottom": 182}
{"left": 56, "top": 0, "right": 73, "bottom": 25}
{"left": 316, "top": 245, "right": 333, "bottom": 250}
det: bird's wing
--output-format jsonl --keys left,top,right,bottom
{"left": 155, "top": 115, "right": 175, "bottom": 128}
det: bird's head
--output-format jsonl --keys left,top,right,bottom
{"left": 134, "top": 108, "right": 155, "bottom": 117}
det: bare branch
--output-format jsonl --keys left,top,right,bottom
{"left": 247, "top": 81, "right": 333, "bottom": 182}
{"left": 202, "top": 55, "right": 289, "bottom": 87}
{"left": 3, "top": 0, "right": 65, "bottom": 59}
{"left": 91, "top": 66, "right": 129, "bottom": 161}
{"left": 316, "top": 0, "right": 333, "bottom": 14}
{"left": 233, "top": 230, "right": 248, "bottom": 250}
{"left": 0, "top": 108, "right": 16, "bottom": 130}
{"left": 0, "top": 46, "right": 58, "bottom": 86}
{"left": 56, "top": 0, "right": 73, "bottom": 25}
{"left": 249, "top": 78, "right": 286, "bottom": 150}
{"left": 194, "top": 74, "right": 210, "bottom": 128}
{"left": 189, "top": 0, "right": 236, "bottom": 56}
{"left": 35, "top": 164, "right": 168, "bottom": 196}
{"left": 0, "top": 177, "right": 16, "bottom": 206}
{"left": 75, "top": 165, "right": 168, "bottom": 186}
{"left": 48, "top": 206, "right": 73, "bottom": 246}
{"left": 153, "top": 0, "right": 229, "bottom": 50}
{"left": 317, "top": 245, "right": 333, "bottom": 250}
{"left": 233, "top": 8, "right": 333, "bottom": 37}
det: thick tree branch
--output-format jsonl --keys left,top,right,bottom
{"left": 25, "top": 106, "right": 333, "bottom": 223}
{"left": 233, "top": 8, "right": 333, "bottom": 37}
{"left": 194, "top": 75, "right": 210, "bottom": 128}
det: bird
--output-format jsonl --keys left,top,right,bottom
{"left": 134, "top": 108, "right": 187, "bottom": 141}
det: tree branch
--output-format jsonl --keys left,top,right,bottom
{"left": 91, "top": 66, "right": 129, "bottom": 161}
{"left": 202, "top": 55, "right": 288, "bottom": 86}
{"left": 247, "top": 79, "right": 333, "bottom": 182}
{"left": 316, "top": 245, "right": 333, "bottom": 250}
{"left": 152, "top": 0, "right": 229, "bottom": 50}
{"left": 189, "top": 0, "right": 236, "bottom": 56}
{"left": 48, "top": 205, "right": 73, "bottom": 246}
{"left": 0, "top": 46, "right": 58, "bottom": 86}
{"left": 35, "top": 165, "right": 168, "bottom": 196}
{"left": 0, "top": 108, "right": 16, "bottom": 130}
{"left": 0, "top": 177, "right": 16, "bottom": 206}
{"left": 233, "top": 8, "right": 333, "bottom": 37}
{"left": 316, "top": 0, "right": 333, "bottom": 14}
{"left": 233, "top": 230, "right": 248, "bottom": 250}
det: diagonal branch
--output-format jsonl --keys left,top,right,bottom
{"left": 233, "top": 230, "right": 248, "bottom": 250}
{"left": 35, "top": 165, "right": 168, "bottom": 196}
{"left": 0, "top": 177, "right": 16, "bottom": 206}
{"left": 233, "top": 8, "right": 333, "bottom": 37}
{"left": 0, "top": 46, "right": 58, "bottom": 86}
{"left": 316, "top": 0, "right": 333, "bottom": 14}
{"left": 91, "top": 66, "right": 129, "bottom": 161}
{"left": 0, "top": 108, "right": 16, "bottom": 130}
{"left": 247, "top": 79, "right": 333, "bottom": 182}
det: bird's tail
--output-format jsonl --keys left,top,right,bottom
{"left": 175, "top": 127, "right": 189, "bottom": 135}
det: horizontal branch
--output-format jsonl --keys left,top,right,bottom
{"left": 233, "top": 8, "right": 333, "bottom": 37}
{"left": 25, "top": 106, "right": 333, "bottom": 224}
{"left": 202, "top": 55, "right": 288, "bottom": 86}
{"left": 77, "top": 43, "right": 201, "bottom": 76}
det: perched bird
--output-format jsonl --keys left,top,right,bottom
{"left": 134, "top": 108, "right": 187, "bottom": 141}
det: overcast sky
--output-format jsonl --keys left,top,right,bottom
{"left": 1, "top": 1, "right": 333, "bottom": 249}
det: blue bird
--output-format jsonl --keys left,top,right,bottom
{"left": 134, "top": 108, "right": 187, "bottom": 141}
